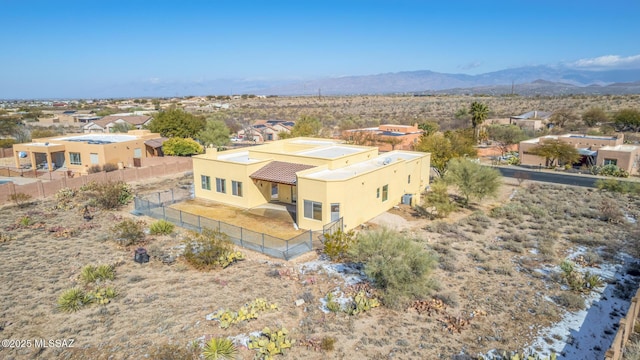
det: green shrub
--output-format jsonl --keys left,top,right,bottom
{"left": 322, "top": 229, "right": 355, "bottom": 261}
{"left": 57, "top": 288, "right": 92, "bottom": 312}
{"left": 202, "top": 338, "right": 237, "bottom": 360}
{"left": 163, "top": 137, "right": 203, "bottom": 156}
{"left": 0, "top": 138, "right": 17, "bottom": 148}
{"left": 111, "top": 219, "right": 145, "bottom": 246}
{"left": 183, "top": 228, "right": 244, "bottom": 270}
{"left": 591, "top": 164, "right": 629, "bottom": 177}
{"left": 419, "top": 179, "right": 457, "bottom": 219}
{"left": 348, "top": 228, "right": 438, "bottom": 309}
{"left": 149, "top": 219, "right": 175, "bottom": 235}
{"left": 80, "top": 264, "right": 115, "bottom": 283}
{"left": 102, "top": 163, "right": 119, "bottom": 172}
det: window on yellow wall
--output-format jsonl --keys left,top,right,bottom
{"left": 201, "top": 175, "right": 211, "bottom": 190}
{"left": 376, "top": 187, "right": 380, "bottom": 198}
{"left": 232, "top": 181, "right": 243, "bottom": 196}
{"left": 407, "top": 175, "right": 411, "bottom": 184}
{"left": 69, "top": 152, "right": 81, "bottom": 165}
{"left": 303, "top": 200, "right": 322, "bottom": 221}
{"left": 90, "top": 153, "right": 99, "bottom": 164}
{"left": 216, "top": 178, "right": 226, "bottom": 193}
{"left": 382, "top": 185, "right": 388, "bottom": 201}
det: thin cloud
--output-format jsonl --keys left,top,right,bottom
{"left": 570, "top": 54, "right": 640, "bottom": 69}
{"left": 458, "top": 61, "right": 482, "bottom": 71}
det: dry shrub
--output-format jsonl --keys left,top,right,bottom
{"left": 183, "top": 228, "right": 243, "bottom": 270}
{"left": 148, "top": 343, "right": 195, "bottom": 360}
{"left": 87, "top": 165, "right": 102, "bottom": 174}
{"left": 102, "top": 163, "right": 119, "bottom": 172}
{"left": 111, "top": 219, "right": 145, "bottom": 246}
{"left": 552, "top": 292, "right": 585, "bottom": 311}
{"left": 81, "top": 181, "right": 133, "bottom": 209}
{"left": 9, "top": 192, "right": 32, "bottom": 208}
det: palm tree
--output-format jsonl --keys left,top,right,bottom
{"left": 470, "top": 101, "right": 489, "bottom": 143}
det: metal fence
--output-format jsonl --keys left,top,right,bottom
{"left": 133, "top": 195, "right": 321, "bottom": 260}
{"left": 323, "top": 217, "right": 344, "bottom": 236}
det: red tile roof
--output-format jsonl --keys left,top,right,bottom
{"left": 250, "top": 161, "right": 315, "bottom": 185}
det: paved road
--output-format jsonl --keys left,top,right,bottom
{"left": 493, "top": 166, "right": 600, "bottom": 188}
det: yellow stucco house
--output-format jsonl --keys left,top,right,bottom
{"left": 12, "top": 130, "right": 165, "bottom": 174}
{"left": 192, "top": 137, "right": 431, "bottom": 231}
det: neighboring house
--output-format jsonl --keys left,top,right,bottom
{"left": 510, "top": 111, "right": 552, "bottom": 131}
{"left": 192, "top": 137, "right": 431, "bottom": 231}
{"left": 37, "top": 110, "right": 100, "bottom": 127}
{"left": 343, "top": 123, "right": 424, "bottom": 151}
{"left": 237, "top": 120, "right": 295, "bottom": 142}
{"left": 518, "top": 133, "right": 640, "bottom": 174}
{"left": 83, "top": 115, "right": 153, "bottom": 133}
{"left": 12, "top": 130, "right": 165, "bottom": 174}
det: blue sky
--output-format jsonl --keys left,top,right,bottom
{"left": 1, "top": 0, "right": 639, "bottom": 98}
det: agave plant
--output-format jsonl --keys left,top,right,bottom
{"left": 202, "top": 338, "right": 237, "bottom": 360}
{"left": 57, "top": 288, "right": 91, "bottom": 312}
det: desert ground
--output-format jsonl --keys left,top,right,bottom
{"left": 0, "top": 171, "right": 639, "bottom": 360}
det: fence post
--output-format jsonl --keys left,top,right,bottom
{"left": 157, "top": 192, "right": 161, "bottom": 205}
{"left": 262, "top": 234, "right": 265, "bottom": 252}
{"left": 179, "top": 210, "right": 183, "bottom": 226}
{"left": 162, "top": 206, "right": 166, "bottom": 219}
{"left": 240, "top": 227, "right": 243, "bottom": 242}
{"left": 171, "top": 189, "right": 174, "bottom": 203}
{"left": 309, "top": 231, "right": 313, "bottom": 249}
{"left": 198, "top": 215, "right": 201, "bottom": 231}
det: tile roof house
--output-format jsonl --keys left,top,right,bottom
{"left": 343, "top": 123, "right": 424, "bottom": 151}
{"left": 237, "top": 120, "right": 295, "bottom": 142}
{"left": 193, "top": 137, "right": 431, "bottom": 231}
{"left": 83, "top": 115, "right": 153, "bottom": 133}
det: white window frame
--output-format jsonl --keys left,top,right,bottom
{"left": 303, "top": 200, "right": 322, "bottom": 221}
{"left": 69, "top": 152, "right": 82, "bottom": 165}
{"left": 232, "top": 180, "right": 243, "bottom": 197}
{"left": 216, "top": 178, "right": 226, "bottom": 193}
{"left": 201, "top": 175, "right": 211, "bottom": 190}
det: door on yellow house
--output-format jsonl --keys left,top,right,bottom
{"left": 331, "top": 203, "right": 340, "bottom": 222}
{"left": 271, "top": 183, "right": 278, "bottom": 200}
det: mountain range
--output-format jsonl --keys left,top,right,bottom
{"left": 258, "top": 66, "right": 640, "bottom": 96}
{"left": 98, "top": 66, "right": 640, "bottom": 98}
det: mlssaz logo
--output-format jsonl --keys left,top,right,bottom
{"left": 34, "top": 339, "right": 75, "bottom": 348}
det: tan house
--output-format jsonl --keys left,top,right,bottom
{"left": 12, "top": 130, "right": 164, "bottom": 174}
{"left": 519, "top": 133, "right": 640, "bottom": 174}
{"left": 596, "top": 145, "right": 640, "bottom": 174}
{"left": 510, "top": 111, "right": 552, "bottom": 131}
{"left": 83, "top": 115, "right": 153, "bottom": 133}
{"left": 237, "top": 120, "right": 295, "bottom": 142}
{"left": 343, "top": 124, "right": 424, "bottom": 151}
{"left": 192, "top": 137, "right": 431, "bottom": 231}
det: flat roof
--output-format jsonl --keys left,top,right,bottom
{"left": 289, "top": 139, "right": 339, "bottom": 146}
{"left": 295, "top": 145, "right": 365, "bottom": 159}
{"left": 566, "top": 134, "right": 617, "bottom": 140}
{"left": 217, "top": 151, "right": 262, "bottom": 164}
{"left": 21, "top": 142, "right": 62, "bottom": 147}
{"left": 600, "top": 145, "right": 638, "bottom": 152}
{"left": 304, "top": 151, "right": 422, "bottom": 180}
{"left": 54, "top": 134, "right": 137, "bottom": 144}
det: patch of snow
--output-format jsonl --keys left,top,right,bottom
{"left": 318, "top": 287, "right": 353, "bottom": 313}
{"left": 625, "top": 213, "right": 637, "bottom": 224}
{"left": 298, "top": 259, "right": 367, "bottom": 286}
{"left": 527, "top": 253, "right": 639, "bottom": 359}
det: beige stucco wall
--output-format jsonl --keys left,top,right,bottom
{"left": 296, "top": 154, "right": 430, "bottom": 231}
{"left": 192, "top": 138, "right": 431, "bottom": 231}
{"left": 12, "top": 131, "right": 161, "bottom": 173}
{"left": 193, "top": 156, "right": 271, "bottom": 209}
{"left": 596, "top": 148, "right": 640, "bottom": 175}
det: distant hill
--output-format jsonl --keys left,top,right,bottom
{"left": 86, "top": 66, "right": 640, "bottom": 98}
{"left": 260, "top": 66, "right": 640, "bottom": 96}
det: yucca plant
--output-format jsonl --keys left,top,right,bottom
{"left": 57, "top": 288, "right": 91, "bottom": 312}
{"left": 149, "top": 220, "right": 175, "bottom": 235}
{"left": 202, "top": 338, "right": 237, "bottom": 360}
{"left": 80, "top": 264, "right": 115, "bottom": 283}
